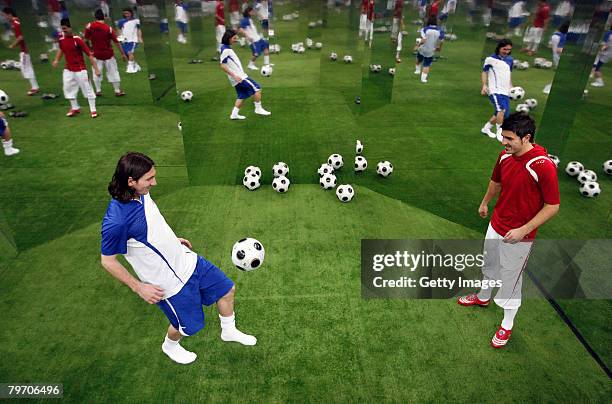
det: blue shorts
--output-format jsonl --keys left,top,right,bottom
{"left": 489, "top": 94, "right": 510, "bottom": 118}
{"left": 250, "top": 39, "right": 269, "bottom": 56}
{"left": 160, "top": 21, "right": 169, "bottom": 33}
{"left": 262, "top": 19, "right": 269, "bottom": 30}
{"left": 176, "top": 21, "right": 188, "bottom": 33}
{"left": 508, "top": 17, "right": 524, "bottom": 28}
{"left": 0, "top": 117, "right": 7, "bottom": 136}
{"left": 439, "top": 12, "right": 448, "bottom": 21}
{"left": 122, "top": 42, "right": 138, "bottom": 55}
{"left": 157, "top": 256, "right": 234, "bottom": 336}
{"left": 417, "top": 52, "right": 434, "bottom": 67}
{"left": 593, "top": 59, "right": 605, "bottom": 71}
{"left": 234, "top": 77, "right": 261, "bottom": 99}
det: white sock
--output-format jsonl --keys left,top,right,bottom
{"left": 112, "top": 82, "right": 121, "bottom": 93}
{"left": 29, "top": 78, "right": 39, "bottom": 90}
{"left": 128, "top": 61, "right": 134, "bottom": 68}
{"left": 254, "top": 101, "right": 262, "bottom": 110}
{"left": 264, "top": 55, "right": 270, "bottom": 65}
{"left": 495, "top": 123, "right": 502, "bottom": 133}
{"left": 2, "top": 139, "right": 12, "bottom": 149}
{"left": 501, "top": 308, "right": 518, "bottom": 330}
{"left": 421, "top": 72, "right": 428, "bottom": 81}
{"left": 162, "top": 334, "right": 197, "bottom": 364}
{"left": 231, "top": 106, "right": 240, "bottom": 116}
{"left": 483, "top": 121, "right": 493, "bottom": 130}
{"left": 220, "top": 312, "right": 257, "bottom": 346}
{"left": 93, "top": 76, "right": 102, "bottom": 92}
{"left": 69, "top": 99, "right": 79, "bottom": 109}
{"left": 87, "top": 98, "right": 96, "bottom": 113}
{"left": 414, "top": 66, "right": 421, "bottom": 73}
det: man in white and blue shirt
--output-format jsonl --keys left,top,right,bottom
{"left": 220, "top": 29, "right": 271, "bottom": 120}
{"left": 239, "top": 6, "right": 270, "bottom": 71}
{"left": 101, "top": 152, "right": 257, "bottom": 365}
{"left": 117, "top": 8, "right": 142, "bottom": 73}
{"left": 481, "top": 39, "right": 514, "bottom": 141}
{"left": 414, "top": 15, "right": 445, "bottom": 83}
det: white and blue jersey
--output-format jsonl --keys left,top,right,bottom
{"left": 118, "top": 17, "right": 140, "bottom": 43}
{"left": 550, "top": 31, "right": 566, "bottom": 67}
{"left": 418, "top": 25, "right": 445, "bottom": 58}
{"left": 220, "top": 44, "right": 261, "bottom": 99}
{"left": 508, "top": 1, "right": 526, "bottom": 28}
{"left": 240, "top": 16, "right": 261, "bottom": 44}
{"left": 483, "top": 53, "right": 513, "bottom": 96}
{"left": 175, "top": 3, "right": 189, "bottom": 32}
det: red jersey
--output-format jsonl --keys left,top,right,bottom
{"left": 490, "top": 145, "right": 560, "bottom": 240}
{"left": 216, "top": 1, "right": 225, "bottom": 26}
{"left": 230, "top": 0, "right": 239, "bottom": 13}
{"left": 58, "top": 33, "right": 92, "bottom": 72}
{"left": 394, "top": 0, "right": 403, "bottom": 18}
{"left": 47, "top": 0, "right": 61, "bottom": 12}
{"left": 84, "top": 21, "right": 119, "bottom": 60}
{"left": 367, "top": 0, "right": 375, "bottom": 21}
{"left": 361, "top": 0, "right": 368, "bottom": 14}
{"left": 10, "top": 17, "right": 27, "bottom": 53}
{"left": 534, "top": 2, "right": 550, "bottom": 28}
{"left": 429, "top": 0, "right": 440, "bottom": 17}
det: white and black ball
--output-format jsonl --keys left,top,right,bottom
{"left": 243, "top": 173, "right": 261, "bottom": 190}
{"left": 548, "top": 154, "right": 560, "bottom": 167}
{"left": 231, "top": 238, "right": 265, "bottom": 271}
{"left": 317, "top": 163, "right": 334, "bottom": 177}
{"left": 577, "top": 169, "right": 597, "bottom": 184}
{"left": 579, "top": 181, "right": 601, "bottom": 198}
{"left": 376, "top": 161, "right": 393, "bottom": 177}
{"left": 603, "top": 160, "right": 612, "bottom": 175}
{"left": 245, "top": 165, "right": 262, "bottom": 177}
{"left": 328, "top": 154, "right": 344, "bottom": 170}
{"left": 565, "top": 161, "right": 584, "bottom": 176}
{"left": 319, "top": 173, "right": 337, "bottom": 190}
{"left": 336, "top": 184, "right": 354, "bottom": 202}
{"left": 354, "top": 156, "right": 367, "bottom": 172}
{"left": 272, "top": 175, "right": 290, "bottom": 193}
{"left": 273, "top": 162, "right": 289, "bottom": 177}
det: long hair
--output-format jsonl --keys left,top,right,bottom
{"left": 243, "top": 6, "right": 253, "bottom": 18}
{"left": 222, "top": 29, "right": 236, "bottom": 45}
{"left": 108, "top": 152, "right": 155, "bottom": 202}
{"left": 495, "top": 38, "right": 513, "bottom": 55}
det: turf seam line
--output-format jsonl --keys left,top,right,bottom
{"left": 526, "top": 269, "right": 612, "bottom": 379}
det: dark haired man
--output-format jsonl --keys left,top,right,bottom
{"left": 521, "top": 0, "right": 550, "bottom": 56}
{"left": 414, "top": 15, "right": 445, "bottom": 83}
{"left": 481, "top": 38, "right": 514, "bottom": 141}
{"left": 239, "top": 6, "right": 270, "bottom": 71}
{"left": 84, "top": 9, "right": 127, "bottom": 97}
{"left": 458, "top": 113, "right": 560, "bottom": 348}
{"left": 118, "top": 8, "right": 142, "bottom": 73}
{"left": 101, "top": 152, "right": 256, "bottom": 365}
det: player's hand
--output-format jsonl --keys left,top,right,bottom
{"left": 478, "top": 203, "right": 488, "bottom": 218}
{"left": 0, "top": 111, "right": 4, "bottom": 118}
{"left": 52, "top": 60, "right": 58, "bottom": 68}
{"left": 122, "top": 54, "right": 128, "bottom": 61}
{"left": 503, "top": 227, "right": 528, "bottom": 244}
{"left": 8, "top": 43, "right": 15, "bottom": 49}
{"left": 178, "top": 238, "right": 192, "bottom": 249}
{"left": 135, "top": 282, "right": 165, "bottom": 304}
{"left": 481, "top": 85, "right": 488, "bottom": 95}
{"left": 95, "top": 70, "right": 101, "bottom": 77}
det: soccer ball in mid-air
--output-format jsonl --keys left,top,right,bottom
{"left": 0, "top": 89, "right": 9, "bottom": 105}
{"left": 603, "top": 160, "right": 612, "bottom": 175}
{"left": 243, "top": 173, "right": 261, "bottom": 190}
{"left": 565, "top": 161, "right": 584, "bottom": 176}
{"left": 319, "top": 173, "right": 337, "bottom": 190}
{"left": 354, "top": 156, "right": 368, "bottom": 172}
{"left": 336, "top": 184, "right": 354, "bottom": 202}
{"left": 577, "top": 169, "right": 597, "bottom": 184}
{"left": 231, "top": 238, "right": 265, "bottom": 271}
{"left": 343, "top": 55, "right": 353, "bottom": 63}
{"left": 328, "top": 154, "right": 344, "bottom": 169}
{"left": 356, "top": 140, "right": 363, "bottom": 154}
{"left": 388, "top": 67, "right": 396, "bottom": 75}
{"left": 548, "top": 154, "right": 560, "bottom": 167}
{"left": 516, "top": 103, "right": 530, "bottom": 113}
{"left": 525, "top": 98, "right": 538, "bottom": 109}
{"left": 317, "top": 163, "right": 334, "bottom": 177}
{"left": 579, "top": 181, "right": 600, "bottom": 198}
{"left": 272, "top": 162, "right": 289, "bottom": 177}
{"left": 509, "top": 86, "right": 525, "bottom": 100}
{"left": 330, "top": 52, "right": 338, "bottom": 61}
{"left": 181, "top": 90, "right": 193, "bottom": 102}
{"left": 245, "top": 165, "right": 262, "bottom": 177}
{"left": 376, "top": 161, "right": 393, "bottom": 177}
{"left": 261, "top": 65, "right": 273, "bottom": 77}
{"left": 272, "top": 176, "right": 290, "bottom": 193}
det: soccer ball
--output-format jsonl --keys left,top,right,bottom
{"left": 415, "top": 38, "right": 422, "bottom": 45}
{"left": 243, "top": 173, "right": 261, "bottom": 190}
{"left": 319, "top": 173, "right": 337, "bottom": 190}
{"left": 272, "top": 175, "right": 290, "bottom": 193}
{"left": 577, "top": 169, "right": 597, "bottom": 184}
{"left": 297, "top": 45, "right": 305, "bottom": 54}
{"left": 245, "top": 165, "right": 262, "bottom": 177}
{"left": 317, "top": 163, "right": 334, "bottom": 177}
{"left": 525, "top": 98, "right": 538, "bottom": 109}
{"left": 0, "top": 89, "right": 9, "bottom": 105}
{"left": 543, "top": 61, "right": 553, "bottom": 69}
{"left": 315, "top": 42, "right": 323, "bottom": 49}
{"left": 177, "top": 121, "right": 182, "bottom": 131}
{"left": 336, "top": 184, "right": 354, "bottom": 202}
{"left": 330, "top": 52, "right": 338, "bottom": 61}
{"left": 388, "top": 67, "right": 396, "bottom": 76}
{"left": 509, "top": 87, "right": 525, "bottom": 100}
{"left": 306, "top": 38, "right": 313, "bottom": 48}
{"left": 354, "top": 156, "right": 368, "bottom": 172}
{"left": 534, "top": 57, "right": 545, "bottom": 67}
{"left": 0, "top": 61, "right": 8, "bottom": 70}
{"left": 231, "top": 238, "right": 265, "bottom": 271}
{"left": 343, "top": 55, "right": 353, "bottom": 63}
{"left": 565, "top": 161, "right": 584, "bottom": 176}
{"left": 308, "top": 21, "right": 316, "bottom": 28}
{"left": 516, "top": 103, "right": 530, "bottom": 113}
{"left": 356, "top": 140, "right": 363, "bottom": 154}
{"left": 272, "top": 162, "right": 289, "bottom": 177}
{"left": 13, "top": 62, "right": 21, "bottom": 70}
{"left": 181, "top": 90, "right": 193, "bottom": 101}
{"left": 603, "top": 160, "right": 612, "bottom": 175}
{"left": 518, "top": 61, "right": 529, "bottom": 70}
{"left": 328, "top": 154, "right": 344, "bottom": 169}
{"left": 579, "top": 181, "right": 601, "bottom": 198}
{"left": 376, "top": 161, "right": 393, "bottom": 177}
{"left": 548, "top": 154, "right": 560, "bottom": 167}
{"left": 261, "top": 65, "right": 273, "bottom": 77}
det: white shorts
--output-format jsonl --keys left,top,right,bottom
{"left": 230, "top": 11, "right": 240, "bottom": 27}
{"left": 94, "top": 57, "right": 120, "bottom": 83}
{"left": 216, "top": 24, "right": 226, "bottom": 46}
{"left": 359, "top": 14, "right": 367, "bottom": 30}
{"left": 524, "top": 27, "right": 544, "bottom": 45}
{"left": 19, "top": 52, "right": 35, "bottom": 80}
{"left": 481, "top": 223, "right": 533, "bottom": 309}
{"left": 63, "top": 69, "right": 96, "bottom": 99}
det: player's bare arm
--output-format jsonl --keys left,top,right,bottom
{"left": 100, "top": 254, "right": 165, "bottom": 304}
{"left": 479, "top": 180, "right": 501, "bottom": 218}
{"left": 503, "top": 203, "right": 559, "bottom": 243}
{"left": 481, "top": 71, "right": 488, "bottom": 95}
{"left": 88, "top": 54, "right": 101, "bottom": 76}
{"left": 177, "top": 238, "right": 192, "bottom": 249}
{"left": 220, "top": 63, "right": 242, "bottom": 83}
{"left": 51, "top": 49, "right": 63, "bottom": 67}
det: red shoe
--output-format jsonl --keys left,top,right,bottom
{"left": 491, "top": 326, "right": 512, "bottom": 348}
{"left": 66, "top": 108, "right": 81, "bottom": 117}
{"left": 91, "top": 111, "right": 98, "bottom": 118}
{"left": 457, "top": 293, "right": 490, "bottom": 307}
{"left": 95, "top": 91, "right": 103, "bottom": 96}
{"left": 114, "top": 91, "right": 125, "bottom": 97}
{"left": 27, "top": 88, "right": 40, "bottom": 96}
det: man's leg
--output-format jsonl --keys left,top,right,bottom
{"left": 106, "top": 58, "right": 124, "bottom": 96}
{"left": 77, "top": 70, "right": 97, "bottom": 118}
{"left": 93, "top": 59, "right": 104, "bottom": 95}
{"left": 161, "top": 323, "right": 197, "bottom": 364}
{"left": 1, "top": 123, "right": 19, "bottom": 156}
{"left": 231, "top": 98, "right": 246, "bottom": 120}
{"left": 217, "top": 286, "right": 257, "bottom": 345}
{"left": 253, "top": 89, "right": 271, "bottom": 116}
{"left": 63, "top": 70, "right": 81, "bottom": 116}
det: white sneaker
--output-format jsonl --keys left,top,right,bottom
{"left": 255, "top": 108, "right": 271, "bottom": 116}
{"left": 126, "top": 65, "right": 134, "bottom": 74}
{"left": 161, "top": 340, "right": 197, "bottom": 364}
{"left": 496, "top": 132, "right": 503, "bottom": 142}
{"left": 420, "top": 78, "right": 427, "bottom": 83}
{"left": 231, "top": 114, "right": 246, "bottom": 120}
{"left": 414, "top": 69, "right": 421, "bottom": 75}
{"left": 483, "top": 128, "right": 497, "bottom": 139}
{"left": 542, "top": 84, "right": 551, "bottom": 94}
{"left": 4, "top": 147, "right": 19, "bottom": 156}
{"left": 134, "top": 64, "right": 142, "bottom": 72}
{"left": 247, "top": 63, "right": 258, "bottom": 71}
{"left": 221, "top": 328, "right": 257, "bottom": 346}
{"left": 591, "top": 80, "right": 604, "bottom": 87}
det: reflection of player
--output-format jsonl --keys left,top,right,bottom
{"left": 414, "top": 15, "right": 445, "bottom": 83}
{"left": 1, "top": 7, "right": 40, "bottom": 96}
{"left": 365, "top": 0, "right": 375, "bottom": 46}
{"left": 459, "top": 113, "right": 559, "bottom": 349}
{"left": 229, "top": 0, "right": 240, "bottom": 29}
{"left": 239, "top": 7, "right": 270, "bottom": 71}
{"left": 1, "top": 112, "right": 20, "bottom": 156}
{"left": 507, "top": 0, "right": 527, "bottom": 37}
{"left": 418, "top": 0, "right": 427, "bottom": 21}
{"left": 391, "top": 0, "right": 403, "bottom": 40}
{"left": 359, "top": 0, "right": 368, "bottom": 39}
{"left": 118, "top": 8, "right": 143, "bottom": 74}
{"left": 481, "top": 39, "right": 513, "bottom": 141}
{"left": 552, "top": 0, "right": 573, "bottom": 27}
{"left": 220, "top": 30, "right": 271, "bottom": 120}
{"left": 84, "top": 9, "right": 127, "bottom": 97}
{"left": 254, "top": 0, "right": 269, "bottom": 32}
{"left": 215, "top": 0, "right": 226, "bottom": 53}
{"left": 522, "top": 0, "right": 549, "bottom": 56}
{"left": 52, "top": 18, "right": 100, "bottom": 118}
{"left": 175, "top": 0, "right": 189, "bottom": 44}
{"left": 101, "top": 152, "right": 257, "bottom": 365}
{"left": 591, "top": 30, "right": 611, "bottom": 88}
{"left": 542, "top": 22, "right": 568, "bottom": 94}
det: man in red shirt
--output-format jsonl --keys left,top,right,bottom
{"left": 52, "top": 18, "right": 101, "bottom": 118}
{"left": 391, "top": 0, "right": 403, "bottom": 41}
{"left": 429, "top": 0, "right": 441, "bottom": 18}
{"left": 458, "top": 112, "right": 560, "bottom": 348}
{"left": 365, "top": 0, "right": 375, "bottom": 46}
{"left": 522, "top": 0, "right": 550, "bottom": 55}
{"left": 84, "top": 9, "right": 127, "bottom": 97}
{"left": 359, "top": 0, "right": 368, "bottom": 39}
{"left": 1, "top": 7, "right": 40, "bottom": 96}
{"left": 215, "top": 0, "right": 226, "bottom": 53}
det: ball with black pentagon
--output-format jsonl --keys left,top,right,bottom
{"left": 354, "top": 156, "right": 367, "bottom": 172}
{"left": 579, "top": 181, "right": 600, "bottom": 198}
{"left": 272, "top": 175, "right": 290, "bottom": 193}
{"left": 376, "top": 161, "right": 393, "bottom": 177}
{"left": 243, "top": 173, "right": 261, "bottom": 190}
{"left": 273, "top": 162, "right": 289, "bottom": 177}
{"left": 231, "top": 238, "right": 265, "bottom": 271}
{"left": 319, "top": 173, "right": 337, "bottom": 190}
{"left": 336, "top": 184, "right": 354, "bottom": 202}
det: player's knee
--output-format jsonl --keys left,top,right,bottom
{"left": 221, "top": 285, "right": 236, "bottom": 300}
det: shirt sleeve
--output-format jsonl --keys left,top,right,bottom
{"left": 439, "top": 29, "right": 445, "bottom": 40}
{"left": 84, "top": 23, "right": 91, "bottom": 40}
{"left": 77, "top": 37, "right": 92, "bottom": 55}
{"left": 491, "top": 152, "right": 505, "bottom": 182}
{"left": 534, "top": 160, "right": 560, "bottom": 205}
{"left": 12, "top": 20, "right": 23, "bottom": 38}
{"left": 117, "top": 19, "right": 125, "bottom": 29}
{"left": 101, "top": 213, "right": 128, "bottom": 256}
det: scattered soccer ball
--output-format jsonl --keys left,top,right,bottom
{"left": 509, "top": 86, "right": 525, "bottom": 100}
{"left": 534, "top": 57, "right": 546, "bottom": 67}
{"left": 343, "top": 55, "right": 353, "bottom": 63}
{"left": 272, "top": 175, "right": 290, "bottom": 193}
{"left": 177, "top": 121, "right": 182, "bottom": 131}
{"left": 231, "top": 238, "right": 265, "bottom": 271}
{"left": 388, "top": 67, "right": 396, "bottom": 76}
{"left": 356, "top": 140, "right": 363, "bottom": 154}
{"left": 315, "top": 42, "right": 323, "bottom": 49}
{"left": 243, "top": 173, "right": 261, "bottom": 190}
{"left": 376, "top": 161, "right": 393, "bottom": 177}
{"left": 272, "top": 162, "right": 289, "bottom": 177}
{"left": 297, "top": 45, "right": 305, "bottom": 54}
{"left": 548, "top": 154, "right": 560, "bottom": 167}
{"left": 308, "top": 21, "right": 316, "bottom": 28}
{"left": 518, "top": 61, "right": 529, "bottom": 70}
{"left": 525, "top": 98, "right": 538, "bottom": 109}
{"left": 447, "top": 33, "right": 458, "bottom": 41}
{"left": 319, "top": 173, "right": 337, "bottom": 190}
{"left": 328, "top": 154, "right": 344, "bottom": 170}
{"left": 579, "top": 181, "right": 601, "bottom": 198}
{"left": 603, "top": 160, "right": 612, "bottom": 175}
{"left": 0, "top": 89, "right": 9, "bottom": 105}
{"left": 306, "top": 38, "right": 313, "bottom": 48}
{"left": 336, "top": 184, "right": 354, "bottom": 203}
{"left": 369, "top": 64, "right": 382, "bottom": 72}
{"left": 354, "top": 156, "right": 367, "bottom": 172}
{"left": 516, "top": 103, "right": 530, "bottom": 113}
{"left": 565, "top": 161, "right": 584, "bottom": 176}
{"left": 543, "top": 61, "right": 553, "bottom": 69}
{"left": 181, "top": 90, "right": 193, "bottom": 102}
{"left": 245, "top": 165, "right": 262, "bottom": 177}
{"left": 261, "top": 65, "right": 273, "bottom": 77}
{"left": 330, "top": 52, "right": 338, "bottom": 61}
{"left": 13, "top": 61, "right": 21, "bottom": 70}
{"left": 577, "top": 169, "right": 597, "bottom": 184}
{"left": 317, "top": 163, "right": 334, "bottom": 177}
